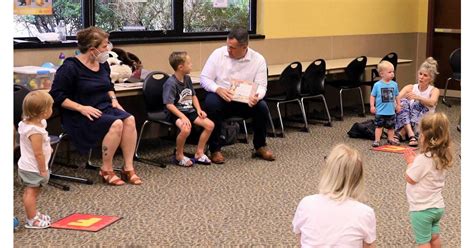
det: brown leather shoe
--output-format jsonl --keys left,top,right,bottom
{"left": 210, "top": 151, "right": 225, "bottom": 164}
{"left": 254, "top": 146, "right": 276, "bottom": 161}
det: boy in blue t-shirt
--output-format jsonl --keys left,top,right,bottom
{"left": 370, "top": 61, "right": 401, "bottom": 147}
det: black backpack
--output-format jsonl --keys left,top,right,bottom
{"left": 219, "top": 120, "right": 240, "bottom": 146}
{"left": 347, "top": 119, "right": 376, "bottom": 140}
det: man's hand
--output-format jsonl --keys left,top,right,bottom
{"left": 248, "top": 93, "right": 259, "bottom": 107}
{"left": 78, "top": 105, "right": 102, "bottom": 121}
{"left": 216, "top": 87, "right": 234, "bottom": 102}
{"left": 198, "top": 110, "right": 207, "bottom": 119}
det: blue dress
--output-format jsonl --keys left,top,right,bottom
{"left": 49, "top": 57, "right": 131, "bottom": 153}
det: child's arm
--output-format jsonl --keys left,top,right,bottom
{"left": 363, "top": 242, "right": 375, "bottom": 248}
{"left": 369, "top": 95, "right": 376, "bottom": 114}
{"left": 166, "top": 104, "right": 191, "bottom": 127}
{"left": 30, "top": 134, "right": 48, "bottom": 177}
{"left": 395, "top": 95, "right": 401, "bottom": 113}
{"left": 403, "top": 149, "right": 417, "bottom": 185}
{"left": 192, "top": 96, "right": 207, "bottom": 118}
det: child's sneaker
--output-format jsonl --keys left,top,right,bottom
{"left": 36, "top": 212, "right": 51, "bottom": 223}
{"left": 25, "top": 216, "right": 50, "bottom": 229}
{"left": 372, "top": 141, "right": 381, "bottom": 147}
{"left": 14, "top": 217, "right": 19, "bottom": 231}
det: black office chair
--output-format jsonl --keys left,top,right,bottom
{"left": 300, "top": 59, "right": 332, "bottom": 127}
{"left": 13, "top": 85, "right": 92, "bottom": 191}
{"left": 365, "top": 52, "right": 398, "bottom": 89}
{"left": 327, "top": 56, "right": 367, "bottom": 120}
{"left": 265, "top": 61, "right": 309, "bottom": 137}
{"left": 442, "top": 48, "right": 461, "bottom": 107}
{"left": 134, "top": 71, "right": 172, "bottom": 167}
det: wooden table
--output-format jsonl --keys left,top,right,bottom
{"left": 115, "top": 57, "right": 412, "bottom": 97}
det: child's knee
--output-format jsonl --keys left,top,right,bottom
{"left": 179, "top": 126, "right": 191, "bottom": 136}
{"left": 205, "top": 120, "right": 215, "bottom": 131}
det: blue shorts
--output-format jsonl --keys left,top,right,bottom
{"left": 375, "top": 115, "right": 396, "bottom": 129}
{"left": 410, "top": 208, "right": 445, "bottom": 244}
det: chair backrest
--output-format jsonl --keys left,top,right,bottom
{"left": 14, "top": 84, "right": 30, "bottom": 128}
{"left": 345, "top": 56, "right": 367, "bottom": 83}
{"left": 449, "top": 48, "right": 461, "bottom": 74}
{"left": 142, "top": 71, "right": 170, "bottom": 113}
{"left": 279, "top": 61, "right": 302, "bottom": 100}
{"left": 301, "top": 59, "right": 326, "bottom": 95}
{"left": 381, "top": 52, "right": 398, "bottom": 70}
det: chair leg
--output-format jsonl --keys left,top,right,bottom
{"left": 242, "top": 120, "right": 249, "bottom": 143}
{"left": 357, "top": 87, "right": 366, "bottom": 117}
{"left": 276, "top": 102, "right": 285, "bottom": 137}
{"left": 338, "top": 89, "right": 344, "bottom": 121}
{"left": 442, "top": 77, "right": 452, "bottom": 107}
{"left": 321, "top": 96, "right": 332, "bottom": 127}
{"left": 298, "top": 99, "right": 309, "bottom": 132}
{"left": 134, "top": 120, "right": 149, "bottom": 160}
{"left": 264, "top": 103, "right": 277, "bottom": 137}
{"left": 48, "top": 133, "right": 94, "bottom": 189}
{"left": 133, "top": 120, "right": 167, "bottom": 168}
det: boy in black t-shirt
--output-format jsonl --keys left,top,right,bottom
{"left": 163, "top": 52, "right": 215, "bottom": 166}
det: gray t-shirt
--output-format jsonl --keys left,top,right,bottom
{"left": 162, "top": 74, "right": 196, "bottom": 113}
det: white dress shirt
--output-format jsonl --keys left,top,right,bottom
{"left": 200, "top": 46, "right": 268, "bottom": 100}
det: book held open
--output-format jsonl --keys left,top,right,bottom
{"left": 229, "top": 79, "right": 258, "bottom": 104}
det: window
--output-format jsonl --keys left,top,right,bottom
{"left": 13, "top": 0, "right": 256, "bottom": 40}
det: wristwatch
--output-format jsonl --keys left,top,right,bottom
{"left": 110, "top": 96, "right": 117, "bottom": 100}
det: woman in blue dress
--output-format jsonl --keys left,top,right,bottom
{"left": 49, "top": 27, "right": 142, "bottom": 186}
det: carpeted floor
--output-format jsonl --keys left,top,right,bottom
{"left": 13, "top": 100, "right": 461, "bottom": 247}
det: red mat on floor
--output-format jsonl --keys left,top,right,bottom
{"left": 371, "top": 145, "right": 417, "bottom": 154}
{"left": 50, "top": 213, "right": 121, "bottom": 232}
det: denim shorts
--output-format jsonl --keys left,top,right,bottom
{"left": 374, "top": 114, "right": 396, "bottom": 129}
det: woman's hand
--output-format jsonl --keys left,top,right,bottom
{"left": 78, "top": 105, "right": 102, "bottom": 121}
{"left": 112, "top": 99, "right": 124, "bottom": 111}
{"left": 405, "top": 92, "right": 419, "bottom": 101}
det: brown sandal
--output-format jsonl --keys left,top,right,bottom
{"left": 121, "top": 168, "right": 142, "bottom": 185}
{"left": 99, "top": 170, "right": 125, "bottom": 186}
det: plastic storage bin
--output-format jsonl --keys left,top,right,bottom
{"left": 14, "top": 66, "right": 56, "bottom": 90}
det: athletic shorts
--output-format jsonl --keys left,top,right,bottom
{"left": 18, "top": 169, "right": 50, "bottom": 187}
{"left": 410, "top": 208, "right": 445, "bottom": 244}
{"left": 375, "top": 114, "right": 396, "bottom": 129}
{"left": 167, "top": 111, "right": 199, "bottom": 125}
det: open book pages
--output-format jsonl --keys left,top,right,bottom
{"left": 229, "top": 79, "right": 258, "bottom": 104}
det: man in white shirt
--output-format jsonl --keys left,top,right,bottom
{"left": 200, "top": 27, "right": 275, "bottom": 164}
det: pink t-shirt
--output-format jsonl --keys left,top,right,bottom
{"left": 292, "top": 194, "right": 376, "bottom": 248}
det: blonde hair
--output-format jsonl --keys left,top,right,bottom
{"left": 319, "top": 144, "right": 365, "bottom": 201}
{"left": 419, "top": 112, "right": 453, "bottom": 170}
{"left": 22, "top": 91, "right": 53, "bottom": 121}
{"left": 169, "top": 51, "right": 188, "bottom": 71}
{"left": 418, "top": 57, "right": 439, "bottom": 83}
{"left": 77, "top": 26, "right": 109, "bottom": 53}
{"left": 377, "top": 60, "right": 394, "bottom": 74}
